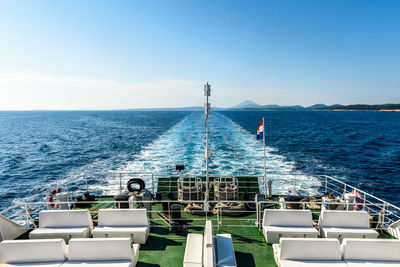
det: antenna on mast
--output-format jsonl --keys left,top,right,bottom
{"left": 204, "top": 82, "right": 211, "bottom": 211}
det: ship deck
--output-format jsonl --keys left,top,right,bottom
{"left": 83, "top": 198, "right": 275, "bottom": 267}
{"left": 70, "top": 197, "right": 392, "bottom": 267}
{"left": 10, "top": 174, "right": 399, "bottom": 267}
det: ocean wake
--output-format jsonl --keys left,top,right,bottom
{"left": 114, "top": 112, "right": 321, "bottom": 195}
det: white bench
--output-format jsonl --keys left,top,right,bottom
{"left": 184, "top": 220, "right": 235, "bottom": 267}
{"left": 263, "top": 209, "right": 319, "bottom": 244}
{"left": 203, "top": 220, "right": 216, "bottom": 267}
{"left": 92, "top": 208, "right": 149, "bottom": 244}
{"left": 62, "top": 237, "right": 139, "bottom": 267}
{"left": 273, "top": 238, "right": 347, "bottom": 267}
{"left": 0, "top": 239, "right": 67, "bottom": 267}
{"left": 184, "top": 233, "right": 203, "bottom": 267}
{"left": 343, "top": 238, "right": 400, "bottom": 266}
{"left": 319, "top": 210, "right": 378, "bottom": 240}
{"left": 29, "top": 210, "right": 93, "bottom": 242}
{"left": 215, "top": 234, "right": 237, "bottom": 267}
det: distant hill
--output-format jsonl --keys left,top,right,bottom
{"left": 317, "top": 104, "right": 400, "bottom": 111}
{"left": 124, "top": 103, "right": 400, "bottom": 112}
{"left": 307, "top": 104, "right": 327, "bottom": 109}
{"left": 237, "top": 104, "right": 306, "bottom": 110}
{"left": 232, "top": 100, "right": 261, "bottom": 109}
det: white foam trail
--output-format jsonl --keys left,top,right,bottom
{"left": 113, "top": 112, "right": 321, "bottom": 195}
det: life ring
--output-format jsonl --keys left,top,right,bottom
{"left": 127, "top": 178, "right": 145, "bottom": 192}
{"left": 49, "top": 188, "right": 61, "bottom": 209}
{"left": 352, "top": 191, "right": 364, "bottom": 210}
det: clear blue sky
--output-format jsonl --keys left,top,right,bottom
{"left": 0, "top": 0, "right": 399, "bottom": 109}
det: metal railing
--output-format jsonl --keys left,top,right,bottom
{"left": 1, "top": 198, "right": 395, "bottom": 237}
{"left": 1, "top": 172, "right": 399, "bottom": 233}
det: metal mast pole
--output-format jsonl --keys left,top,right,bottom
{"left": 263, "top": 117, "right": 266, "bottom": 195}
{"left": 204, "top": 82, "right": 211, "bottom": 211}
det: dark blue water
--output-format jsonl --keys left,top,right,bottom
{"left": 221, "top": 110, "right": 400, "bottom": 205}
{"left": 0, "top": 110, "right": 399, "bottom": 212}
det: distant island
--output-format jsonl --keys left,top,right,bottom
{"left": 122, "top": 101, "right": 400, "bottom": 112}
{"left": 231, "top": 101, "right": 400, "bottom": 111}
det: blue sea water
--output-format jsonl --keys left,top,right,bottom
{"left": 0, "top": 110, "right": 399, "bottom": 212}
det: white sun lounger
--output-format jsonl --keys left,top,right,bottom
{"left": 184, "top": 220, "right": 235, "bottom": 267}
{"left": 343, "top": 238, "right": 400, "bottom": 266}
{"left": 319, "top": 210, "right": 378, "bottom": 240}
{"left": 29, "top": 210, "right": 93, "bottom": 242}
{"left": 215, "top": 233, "right": 237, "bottom": 267}
{"left": 203, "top": 220, "right": 216, "bottom": 267}
{"left": 184, "top": 233, "right": 204, "bottom": 267}
{"left": 273, "top": 238, "right": 347, "bottom": 267}
{"left": 91, "top": 208, "right": 149, "bottom": 244}
{"left": 0, "top": 239, "right": 67, "bottom": 267}
{"left": 62, "top": 237, "right": 139, "bottom": 267}
{"left": 263, "top": 209, "right": 319, "bottom": 244}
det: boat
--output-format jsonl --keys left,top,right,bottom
{"left": 0, "top": 83, "right": 400, "bottom": 267}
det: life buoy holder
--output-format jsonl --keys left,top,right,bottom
{"left": 352, "top": 191, "right": 364, "bottom": 210}
{"left": 127, "top": 178, "right": 145, "bottom": 192}
{"left": 49, "top": 188, "right": 61, "bottom": 209}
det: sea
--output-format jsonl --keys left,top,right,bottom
{"left": 0, "top": 110, "right": 399, "bottom": 218}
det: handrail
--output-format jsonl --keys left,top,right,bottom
{"left": 5, "top": 199, "right": 396, "bottom": 233}
{"left": 2, "top": 172, "right": 400, "bottom": 232}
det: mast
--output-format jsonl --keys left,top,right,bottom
{"left": 263, "top": 117, "right": 266, "bottom": 195}
{"left": 204, "top": 82, "right": 211, "bottom": 211}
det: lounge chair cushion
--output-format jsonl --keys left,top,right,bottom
{"left": 38, "top": 210, "right": 93, "bottom": 229}
{"left": 29, "top": 227, "right": 90, "bottom": 239}
{"left": 264, "top": 226, "right": 319, "bottom": 235}
{"left": 279, "top": 260, "right": 348, "bottom": 267}
{"left": 319, "top": 211, "right": 370, "bottom": 228}
{"left": 278, "top": 238, "right": 342, "bottom": 261}
{"left": 92, "top": 209, "right": 149, "bottom": 244}
{"left": 62, "top": 261, "right": 132, "bottom": 267}
{"left": 343, "top": 238, "right": 400, "bottom": 261}
{"left": 263, "top": 209, "right": 314, "bottom": 227}
{"left": 346, "top": 261, "right": 400, "bottom": 267}
{"left": 29, "top": 210, "right": 92, "bottom": 242}
{"left": 215, "top": 234, "right": 237, "bottom": 267}
{"left": 97, "top": 209, "right": 148, "bottom": 227}
{"left": 0, "top": 239, "right": 67, "bottom": 264}
{"left": 182, "top": 264, "right": 202, "bottom": 267}
{"left": 184, "top": 234, "right": 203, "bottom": 266}
{"left": 321, "top": 227, "right": 378, "bottom": 239}
{"left": 68, "top": 238, "right": 138, "bottom": 261}
{"left": 92, "top": 226, "right": 148, "bottom": 236}
{"left": 263, "top": 209, "right": 318, "bottom": 244}
{"left": 0, "top": 263, "right": 64, "bottom": 267}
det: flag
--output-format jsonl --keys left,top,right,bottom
{"left": 256, "top": 120, "right": 264, "bottom": 140}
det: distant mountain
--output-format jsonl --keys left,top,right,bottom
{"left": 278, "top": 105, "right": 305, "bottom": 110}
{"left": 259, "top": 104, "right": 282, "bottom": 109}
{"left": 232, "top": 100, "right": 261, "bottom": 109}
{"left": 317, "top": 104, "right": 400, "bottom": 111}
{"left": 307, "top": 104, "right": 327, "bottom": 109}
{"left": 237, "top": 103, "right": 306, "bottom": 110}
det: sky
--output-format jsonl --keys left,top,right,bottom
{"left": 0, "top": 0, "right": 399, "bottom": 110}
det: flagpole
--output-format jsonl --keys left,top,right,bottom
{"left": 204, "top": 82, "right": 211, "bottom": 211}
{"left": 263, "top": 117, "right": 267, "bottom": 195}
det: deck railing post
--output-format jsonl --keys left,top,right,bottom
{"left": 85, "top": 175, "right": 89, "bottom": 193}
{"left": 119, "top": 173, "right": 122, "bottom": 194}
{"left": 363, "top": 193, "right": 366, "bottom": 211}
{"left": 151, "top": 174, "right": 154, "bottom": 194}
{"left": 23, "top": 201, "right": 29, "bottom": 229}
{"left": 169, "top": 200, "right": 172, "bottom": 232}
{"left": 257, "top": 200, "right": 260, "bottom": 227}
{"left": 382, "top": 202, "right": 387, "bottom": 229}
{"left": 325, "top": 176, "right": 328, "bottom": 193}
